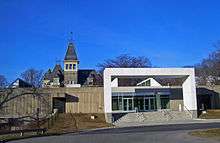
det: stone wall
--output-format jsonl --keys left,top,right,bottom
{"left": 44, "top": 87, "right": 104, "bottom": 113}
{"left": 64, "top": 71, "right": 78, "bottom": 84}
{"left": 170, "top": 100, "right": 183, "bottom": 111}
{"left": 0, "top": 88, "right": 52, "bottom": 117}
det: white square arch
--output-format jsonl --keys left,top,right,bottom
{"left": 104, "top": 68, "right": 197, "bottom": 113}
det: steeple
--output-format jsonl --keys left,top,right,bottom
{"left": 63, "top": 32, "right": 79, "bottom": 86}
{"left": 64, "top": 42, "right": 78, "bottom": 61}
{"left": 64, "top": 32, "right": 78, "bottom": 61}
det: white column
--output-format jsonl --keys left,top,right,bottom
{"left": 182, "top": 74, "right": 197, "bottom": 111}
{"left": 104, "top": 70, "right": 112, "bottom": 113}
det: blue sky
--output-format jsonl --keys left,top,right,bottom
{"left": 1, "top": 0, "right": 220, "bottom": 82}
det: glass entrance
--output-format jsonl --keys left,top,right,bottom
{"left": 123, "top": 98, "right": 133, "bottom": 111}
{"left": 134, "top": 97, "right": 144, "bottom": 111}
{"left": 144, "top": 97, "right": 156, "bottom": 111}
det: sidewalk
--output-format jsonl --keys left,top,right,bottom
{"left": 114, "top": 119, "right": 220, "bottom": 127}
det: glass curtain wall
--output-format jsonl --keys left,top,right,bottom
{"left": 112, "top": 92, "right": 170, "bottom": 112}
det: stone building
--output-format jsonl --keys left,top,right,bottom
{"left": 42, "top": 41, "right": 102, "bottom": 88}
{"left": 63, "top": 42, "right": 79, "bottom": 86}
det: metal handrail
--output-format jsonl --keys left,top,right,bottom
{"left": 161, "top": 109, "right": 173, "bottom": 120}
{"left": 184, "top": 106, "right": 193, "bottom": 119}
{"left": 136, "top": 112, "right": 146, "bottom": 121}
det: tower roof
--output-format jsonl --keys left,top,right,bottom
{"left": 64, "top": 42, "right": 78, "bottom": 61}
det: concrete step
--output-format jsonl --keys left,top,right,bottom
{"left": 113, "top": 111, "right": 193, "bottom": 125}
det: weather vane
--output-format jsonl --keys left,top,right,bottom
{"left": 55, "top": 57, "right": 61, "bottom": 65}
{"left": 69, "top": 31, "right": 74, "bottom": 43}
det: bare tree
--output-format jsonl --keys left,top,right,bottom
{"left": 0, "top": 88, "right": 51, "bottom": 112}
{"left": 0, "top": 87, "right": 52, "bottom": 130}
{"left": 97, "top": 54, "right": 152, "bottom": 73}
{"left": 195, "top": 41, "right": 220, "bottom": 85}
{"left": 20, "top": 68, "right": 43, "bottom": 87}
{"left": 0, "top": 75, "right": 7, "bottom": 88}
{"left": 97, "top": 54, "right": 152, "bottom": 86}
{"left": 0, "top": 88, "right": 36, "bottom": 111}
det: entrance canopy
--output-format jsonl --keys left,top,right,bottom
{"left": 104, "top": 68, "right": 197, "bottom": 113}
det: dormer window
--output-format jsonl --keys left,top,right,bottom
{"left": 65, "top": 64, "right": 68, "bottom": 70}
{"left": 69, "top": 64, "right": 72, "bottom": 69}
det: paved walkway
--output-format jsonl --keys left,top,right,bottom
{"left": 10, "top": 122, "right": 220, "bottom": 143}
{"left": 114, "top": 119, "right": 220, "bottom": 127}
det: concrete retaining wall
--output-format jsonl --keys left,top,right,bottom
{"left": 0, "top": 88, "right": 52, "bottom": 117}
{"left": 44, "top": 87, "right": 104, "bottom": 113}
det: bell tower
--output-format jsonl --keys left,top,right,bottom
{"left": 64, "top": 33, "right": 79, "bottom": 85}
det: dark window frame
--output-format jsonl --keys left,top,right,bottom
{"left": 73, "top": 64, "right": 76, "bottom": 69}
{"left": 69, "top": 64, "right": 72, "bottom": 69}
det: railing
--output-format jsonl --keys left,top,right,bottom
{"left": 184, "top": 106, "right": 193, "bottom": 119}
{"left": 160, "top": 109, "right": 173, "bottom": 120}
{"left": 0, "top": 109, "right": 58, "bottom": 143}
{"left": 136, "top": 112, "right": 146, "bottom": 122}
{"left": 0, "top": 128, "right": 47, "bottom": 136}
{"left": 0, "top": 128, "right": 46, "bottom": 143}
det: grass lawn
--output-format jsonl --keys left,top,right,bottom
{"left": 190, "top": 128, "right": 220, "bottom": 141}
{"left": 46, "top": 113, "right": 112, "bottom": 134}
{"left": 199, "top": 110, "right": 220, "bottom": 119}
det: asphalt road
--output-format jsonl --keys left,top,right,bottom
{"left": 10, "top": 123, "right": 220, "bottom": 143}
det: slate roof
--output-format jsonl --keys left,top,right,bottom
{"left": 52, "top": 64, "right": 63, "bottom": 78}
{"left": 9, "top": 78, "right": 33, "bottom": 88}
{"left": 77, "top": 69, "right": 96, "bottom": 85}
{"left": 44, "top": 69, "right": 53, "bottom": 81}
{"left": 44, "top": 64, "right": 64, "bottom": 80}
{"left": 64, "top": 42, "right": 78, "bottom": 61}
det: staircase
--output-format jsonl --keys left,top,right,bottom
{"left": 113, "top": 110, "right": 193, "bottom": 126}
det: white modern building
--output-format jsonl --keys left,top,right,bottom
{"left": 104, "top": 68, "right": 197, "bottom": 123}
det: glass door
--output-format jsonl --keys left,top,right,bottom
{"left": 123, "top": 98, "right": 133, "bottom": 111}
{"left": 135, "top": 97, "right": 144, "bottom": 111}
{"left": 128, "top": 98, "right": 133, "bottom": 110}
{"left": 144, "top": 97, "right": 156, "bottom": 111}
{"left": 144, "top": 98, "right": 149, "bottom": 110}
{"left": 149, "top": 98, "right": 156, "bottom": 110}
{"left": 123, "top": 98, "right": 127, "bottom": 111}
